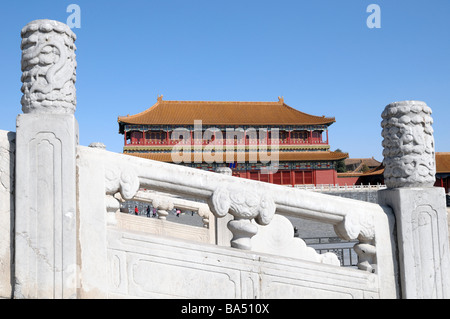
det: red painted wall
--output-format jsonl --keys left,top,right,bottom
{"left": 234, "top": 169, "right": 340, "bottom": 186}
{"left": 315, "top": 169, "right": 337, "bottom": 185}
{"left": 336, "top": 176, "right": 360, "bottom": 186}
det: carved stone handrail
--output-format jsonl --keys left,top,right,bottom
{"left": 380, "top": 100, "right": 450, "bottom": 298}
{"left": 133, "top": 190, "right": 212, "bottom": 228}
{"left": 86, "top": 147, "right": 396, "bottom": 280}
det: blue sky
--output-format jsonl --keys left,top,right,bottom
{"left": 1, "top": 0, "right": 449, "bottom": 161}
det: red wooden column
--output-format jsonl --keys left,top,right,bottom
{"left": 124, "top": 131, "right": 127, "bottom": 145}
{"left": 166, "top": 130, "right": 169, "bottom": 145}
{"left": 291, "top": 170, "right": 295, "bottom": 187}
{"left": 326, "top": 129, "right": 329, "bottom": 144}
{"left": 288, "top": 130, "right": 291, "bottom": 144}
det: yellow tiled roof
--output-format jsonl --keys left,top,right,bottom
{"left": 123, "top": 151, "right": 348, "bottom": 163}
{"left": 436, "top": 152, "right": 450, "bottom": 173}
{"left": 118, "top": 97, "right": 335, "bottom": 126}
{"left": 345, "top": 152, "right": 450, "bottom": 176}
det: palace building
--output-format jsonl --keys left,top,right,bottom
{"left": 117, "top": 96, "right": 347, "bottom": 186}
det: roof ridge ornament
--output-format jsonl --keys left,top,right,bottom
{"left": 278, "top": 96, "right": 284, "bottom": 103}
{"left": 157, "top": 94, "right": 163, "bottom": 102}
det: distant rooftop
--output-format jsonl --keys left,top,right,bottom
{"left": 344, "top": 157, "right": 381, "bottom": 173}
{"left": 436, "top": 152, "right": 450, "bottom": 173}
{"left": 118, "top": 96, "right": 336, "bottom": 131}
{"left": 342, "top": 152, "right": 450, "bottom": 177}
{"left": 124, "top": 151, "right": 348, "bottom": 163}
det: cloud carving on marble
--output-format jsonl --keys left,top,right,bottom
{"left": 208, "top": 184, "right": 276, "bottom": 225}
{"left": 381, "top": 101, "right": 436, "bottom": 188}
{"left": 105, "top": 166, "right": 139, "bottom": 200}
{"left": 20, "top": 19, "right": 77, "bottom": 114}
{"left": 334, "top": 211, "right": 375, "bottom": 242}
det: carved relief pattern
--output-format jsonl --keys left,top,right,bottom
{"left": 105, "top": 166, "right": 140, "bottom": 200}
{"left": 118, "top": 170, "right": 140, "bottom": 200}
{"left": 334, "top": 211, "right": 375, "bottom": 242}
{"left": 411, "top": 206, "right": 443, "bottom": 298}
{"left": 104, "top": 165, "right": 140, "bottom": 225}
{"left": 20, "top": 19, "right": 77, "bottom": 114}
{"left": 208, "top": 184, "right": 276, "bottom": 250}
{"left": 334, "top": 211, "right": 377, "bottom": 272}
{"left": 150, "top": 195, "right": 174, "bottom": 220}
{"left": 381, "top": 101, "right": 435, "bottom": 188}
{"left": 208, "top": 185, "right": 276, "bottom": 225}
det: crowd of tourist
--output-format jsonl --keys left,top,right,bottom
{"left": 131, "top": 204, "right": 189, "bottom": 219}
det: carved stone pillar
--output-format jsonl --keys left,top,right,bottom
{"left": 93, "top": 144, "right": 122, "bottom": 226}
{"left": 0, "top": 131, "right": 15, "bottom": 299}
{"left": 197, "top": 206, "right": 210, "bottom": 228}
{"left": 379, "top": 100, "right": 450, "bottom": 298}
{"left": 152, "top": 195, "right": 174, "bottom": 220}
{"left": 15, "top": 20, "right": 78, "bottom": 299}
{"left": 213, "top": 167, "right": 234, "bottom": 246}
{"left": 20, "top": 20, "right": 77, "bottom": 114}
{"left": 105, "top": 165, "right": 139, "bottom": 225}
{"left": 381, "top": 100, "right": 435, "bottom": 188}
{"left": 208, "top": 178, "right": 276, "bottom": 250}
{"left": 226, "top": 218, "right": 258, "bottom": 250}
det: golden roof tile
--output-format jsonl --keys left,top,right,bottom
{"left": 118, "top": 97, "right": 336, "bottom": 126}
{"left": 123, "top": 151, "right": 348, "bottom": 163}
{"left": 436, "top": 152, "right": 450, "bottom": 173}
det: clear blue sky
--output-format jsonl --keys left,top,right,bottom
{"left": 1, "top": 0, "right": 449, "bottom": 161}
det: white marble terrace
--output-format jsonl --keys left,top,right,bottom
{"left": 0, "top": 19, "right": 449, "bottom": 299}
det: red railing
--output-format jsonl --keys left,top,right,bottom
{"left": 125, "top": 138, "right": 328, "bottom": 146}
